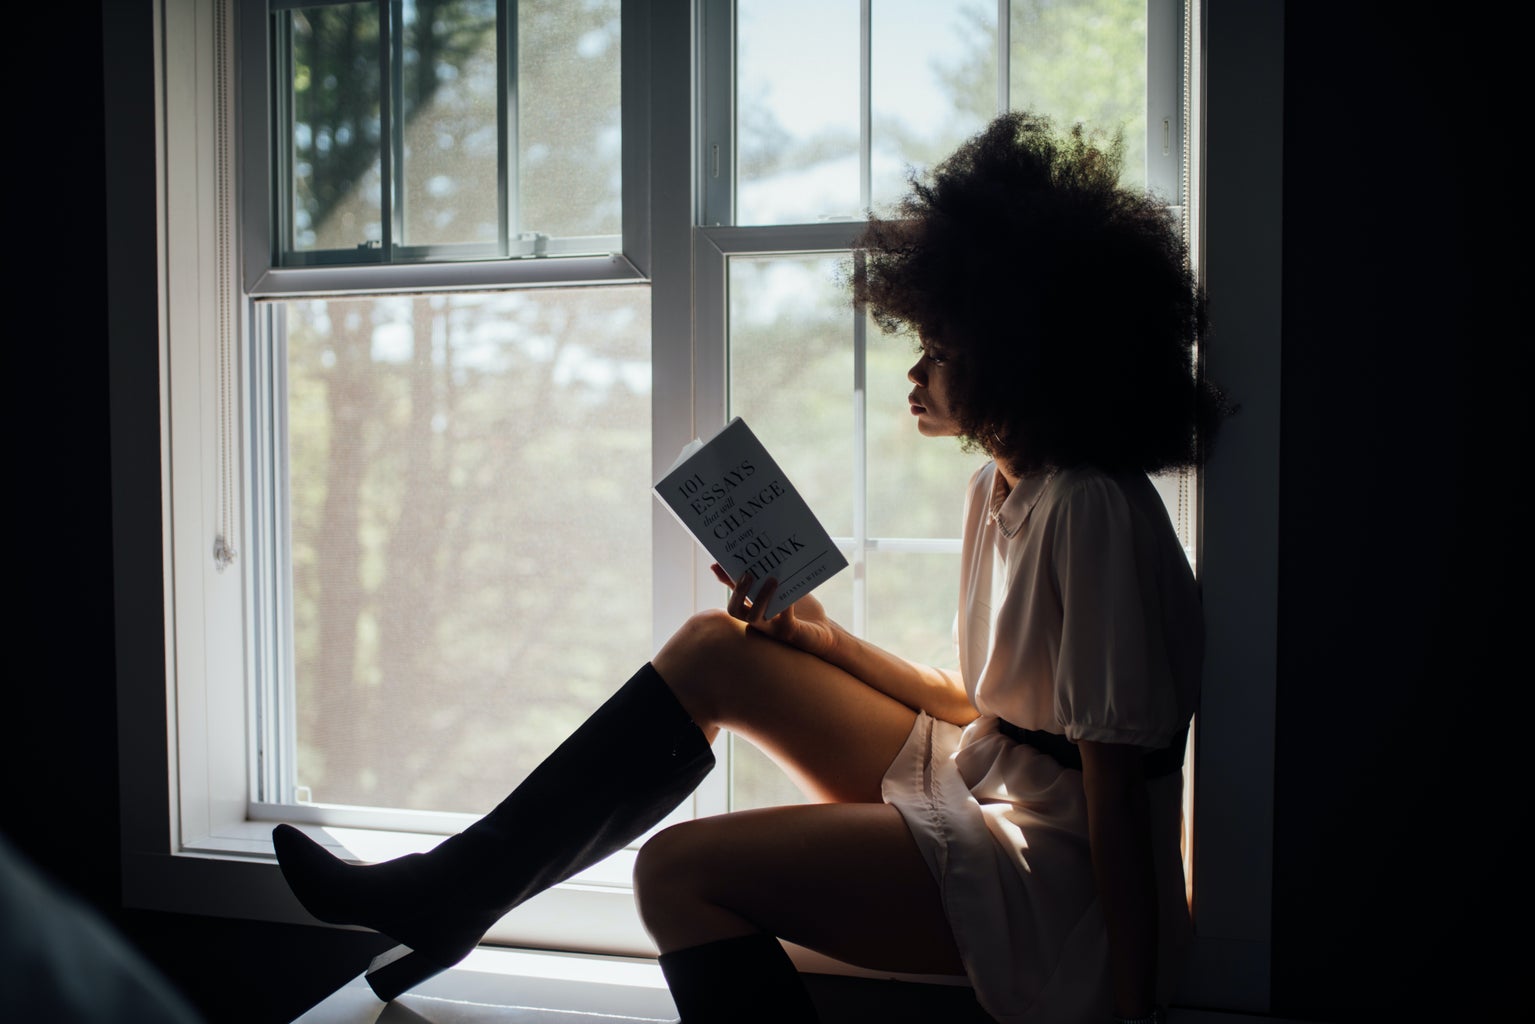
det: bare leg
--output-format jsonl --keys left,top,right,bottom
{"left": 636, "top": 803, "right": 964, "bottom": 976}
{"left": 645, "top": 613, "right": 963, "bottom": 987}
{"left": 652, "top": 610, "right": 919, "bottom": 804}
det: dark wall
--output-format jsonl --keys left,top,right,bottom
{"left": 4, "top": 3, "right": 1518, "bottom": 1023}
{"left": 5, "top": 5, "right": 119, "bottom": 911}
{"left": 1272, "top": 4, "right": 1520, "bottom": 1019}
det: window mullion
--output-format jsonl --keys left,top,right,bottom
{"left": 497, "top": 0, "right": 516, "bottom": 255}
{"left": 382, "top": 0, "right": 400, "bottom": 256}
{"left": 858, "top": 0, "right": 870, "bottom": 214}
{"left": 851, "top": 255, "right": 868, "bottom": 638}
{"left": 272, "top": 13, "right": 295, "bottom": 260}
{"left": 1145, "top": 0, "right": 1183, "bottom": 201}
{"left": 251, "top": 301, "right": 297, "bottom": 806}
{"left": 700, "top": 0, "right": 733, "bottom": 226}
{"left": 996, "top": 0, "right": 1009, "bottom": 114}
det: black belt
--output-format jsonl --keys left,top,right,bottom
{"left": 997, "top": 720, "right": 1189, "bottom": 779}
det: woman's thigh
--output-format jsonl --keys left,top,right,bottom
{"left": 635, "top": 802, "right": 966, "bottom": 977}
{"left": 652, "top": 612, "right": 919, "bottom": 804}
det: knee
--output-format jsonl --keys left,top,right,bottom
{"left": 634, "top": 822, "right": 708, "bottom": 932}
{"left": 652, "top": 610, "right": 744, "bottom": 717}
{"left": 662, "top": 609, "right": 742, "bottom": 663}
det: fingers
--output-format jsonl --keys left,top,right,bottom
{"left": 726, "top": 571, "right": 757, "bottom": 621}
{"left": 723, "top": 571, "right": 780, "bottom": 625}
{"left": 710, "top": 562, "right": 734, "bottom": 587}
{"left": 754, "top": 577, "right": 783, "bottom": 622}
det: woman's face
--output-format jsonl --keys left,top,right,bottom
{"left": 907, "top": 341, "right": 963, "bottom": 438}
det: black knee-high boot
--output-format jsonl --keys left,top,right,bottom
{"left": 658, "top": 933, "right": 821, "bottom": 1023}
{"left": 272, "top": 663, "right": 715, "bottom": 1001}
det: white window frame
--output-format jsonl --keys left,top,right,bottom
{"left": 119, "top": 0, "right": 1284, "bottom": 1007}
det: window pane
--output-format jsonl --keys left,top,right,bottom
{"left": 866, "top": 551, "right": 961, "bottom": 673}
{"left": 1009, "top": 0, "right": 1148, "bottom": 188}
{"left": 727, "top": 255, "right": 854, "bottom": 536}
{"left": 735, "top": 0, "right": 860, "bottom": 224}
{"left": 870, "top": 0, "right": 996, "bottom": 212}
{"left": 517, "top": 0, "right": 623, "bottom": 239}
{"left": 399, "top": 0, "right": 500, "bottom": 247}
{"left": 735, "top": 0, "right": 996, "bottom": 225}
{"left": 730, "top": 737, "right": 805, "bottom": 810}
{"left": 287, "top": 3, "right": 384, "bottom": 252}
{"left": 866, "top": 320, "right": 979, "bottom": 538}
{"left": 281, "top": 288, "right": 651, "bottom": 815}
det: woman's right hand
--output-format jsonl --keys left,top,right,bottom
{"left": 712, "top": 563, "right": 839, "bottom": 661}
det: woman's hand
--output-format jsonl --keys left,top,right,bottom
{"left": 711, "top": 563, "right": 839, "bottom": 661}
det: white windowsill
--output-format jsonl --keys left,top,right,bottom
{"left": 288, "top": 946, "right": 1310, "bottom": 1024}
{"left": 292, "top": 947, "right": 679, "bottom": 1024}
{"left": 151, "top": 827, "right": 974, "bottom": 986}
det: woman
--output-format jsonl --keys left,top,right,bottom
{"left": 273, "top": 111, "right": 1225, "bottom": 1024}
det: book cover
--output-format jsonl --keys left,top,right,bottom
{"left": 655, "top": 417, "right": 848, "bottom": 620}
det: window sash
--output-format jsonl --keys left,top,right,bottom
{"left": 264, "top": 0, "right": 628, "bottom": 269}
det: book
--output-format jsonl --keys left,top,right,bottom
{"left": 655, "top": 417, "right": 848, "bottom": 620}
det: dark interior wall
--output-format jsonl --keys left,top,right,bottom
{"left": 6, "top": 7, "right": 118, "bottom": 908}
{"left": 1272, "top": 5, "right": 1520, "bottom": 1020}
{"left": 3, "top": 3, "right": 1519, "bottom": 1023}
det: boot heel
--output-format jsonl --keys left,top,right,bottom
{"left": 365, "top": 943, "right": 456, "bottom": 1002}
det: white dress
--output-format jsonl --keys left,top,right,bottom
{"left": 881, "top": 462, "right": 1202, "bottom": 1023}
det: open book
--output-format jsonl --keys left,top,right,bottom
{"left": 655, "top": 417, "right": 848, "bottom": 619}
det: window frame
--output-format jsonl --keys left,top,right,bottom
{"left": 119, "top": 0, "right": 1283, "bottom": 1005}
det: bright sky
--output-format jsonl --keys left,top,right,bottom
{"left": 739, "top": 0, "right": 992, "bottom": 137}
{"left": 737, "top": 0, "right": 996, "bottom": 221}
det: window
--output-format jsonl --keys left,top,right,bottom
{"left": 131, "top": 0, "right": 1284, "bottom": 1002}
{"left": 271, "top": 0, "right": 622, "bottom": 264}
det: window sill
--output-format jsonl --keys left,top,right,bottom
{"left": 292, "top": 947, "right": 679, "bottom": 1024}
{"left": 292, "top": 946, "right": 980, "bottom": 1024}
{"left": 287, "top": 946, "right": 1304, "bottom": 1024}
{"left": 182, "top": 820, "right": 638, "bottom": 889}
{"left": 126, "top": 827, "right": 657, "bottom": 957}
{"left": 126, "top": 827, "right": 980, "bottom": 997}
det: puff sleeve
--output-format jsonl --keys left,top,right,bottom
{"left": 1048, "top": 475, "right": 1184, "bottom": 748}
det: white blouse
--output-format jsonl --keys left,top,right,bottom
{"left": 882, "top": 461, "right": 1202, "bottom": 1023}
{"left": 956, "top": 462, "right": 1202, "bottom": 748}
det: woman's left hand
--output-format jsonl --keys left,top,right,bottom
{"left": 712, "top": 563, "right": 839, "bottom": 661}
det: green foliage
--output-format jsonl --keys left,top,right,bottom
{"left": 1008, "top": 0, "right": 1148, "bottom": 187}
{"left": 285, "top": 0, "right": 620, "bottom": 252}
